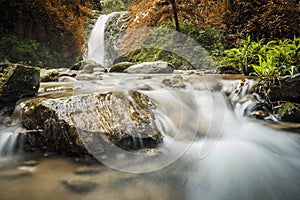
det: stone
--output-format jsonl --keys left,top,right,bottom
{"left": 0, "top": 63, "right": 40, "bottom": 104}
{"left": 258, "top": 74, "right": 300, "bottom": 103}
{"left": 216, "top": 65, "right": 241, "bottom": 74}
{"left": 74, "top": 166, "right": 103, "bottom": 175}
{"left": 0, "top": 169, "right": 32, "bottom": 180}
{"left": 20, "top": 90, "right": 163, "bottom": 157}
{"left": 124, "top": 61, "right": 174, "bottom": 74}
{"left": 109, "top": 62, "right": 133, "bottom": 73}
{"left": 61, "top": 180, "right": 99, "bottom": 194}
{"left": 40, "top": 69, "right": 59, "bottom": 82}
{"left": 162, "top": 75, "right": 186, "bottom": 88}
{"left": 71, "top": 60, "right": 106, "bottom": 73}
{"left": 104, "top": 11, "right": 130, "bottom": 66}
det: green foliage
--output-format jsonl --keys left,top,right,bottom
{"left": 101, "top": 0, "right": 127, "bottom": 13}
{"left": 133, "top": 21, "right": 223, "bottom": 69}
{"left": 224, "top": 36, "right": 300, "bottom": 78}
{"left": 0, "top": 35, "right": 76, "bottom": 68}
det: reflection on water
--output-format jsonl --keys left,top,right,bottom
{"left": 0, "top": 155, "right": 185, "bottom": 200}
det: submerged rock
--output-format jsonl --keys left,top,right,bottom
{"left": 61, "top": 180, "right": 99, "bottom": 194}
{"left": 0, "top": 63, "right": 40, "bottom": 105}
{"left": 20, "top": 91, "right": 163, "bottom": 156}
{"left": 124, "top": 61, "right": 174, "bottom": 74}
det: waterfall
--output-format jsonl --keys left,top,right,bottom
{"left": 87, "top": 14, "right": 112, "bottom": 66}
{"left": 0, "top": 104, "right": 23, "bottom": 158}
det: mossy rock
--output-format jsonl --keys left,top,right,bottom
{"left": 278, "top": 102, "right": 300, "bottom": 123}
{"left": 108, "top": 62, "right": 133, "bottom": 73}
{"left": 40, "top": 69, "right": 59, "bottom": 82}
{"left": 0, "top": 63, "right": 40, "bottom": 104}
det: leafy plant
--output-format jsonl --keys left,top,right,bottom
{"left": 224, "top": 36, "right": 300, "bottom": 78}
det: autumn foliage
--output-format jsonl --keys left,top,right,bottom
{"left": 128, "top": 0, "right": 226, "bottom": 30}
{"left": 0, "top": 0, "right": 97, "bottom": 59}
{"left": 224, "top": 0, "right": 300, "bottom": 41}
{"left": 128, "top": 0, "right": 300, "bottom": 43}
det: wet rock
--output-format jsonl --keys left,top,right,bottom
{"left": 278, "top": 102, "right": 300, "bottom": 123}
{"left": 71, "top": 60, "right": 106, "bottom": 73}
{"left": 61, "top": 180, "right": 99, "bottom": 194}
{"left": 0, "top": 63, "right": 40, "bottom": 104}
{"left": 124, "top": 61, "right": 174, "bottom": 74}
{"left": 217, "top": 65, "right": 241, "bottom": 74}
{"left": 263, "top": 122, "right": 300, "bottom": 134}
{"left": 104, "top": 11, "right": 130, "bottom": 66}
{"left": 40, "top": 69, "right": 59, "bottom": 82}
{"left": 162, "top": 75, "right": 185, "bottom": 88}
{"left": 258, "top": 74, "right": 300, "bottom": 103}
{"left": 74, "top": 166, "right": 103, "bottom": 175}
{"left": 109, "top": 62, "right": 133, "bottom": 73}
{"left": 20, "top": 90, "right": 163, "bottom": 156}
{"left": 0, "top": 169, "right": 32, "bottom": 180}
{"left": 23, "top": 160, "right": 39, "bottom": 167}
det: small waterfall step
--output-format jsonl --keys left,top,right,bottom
{"left": 0, "top": 105, "right": 24, "bottom": 157}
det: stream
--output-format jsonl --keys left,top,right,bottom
{"left": 0, "top": 73, "right": 299, "bottom": 200}
{"left": 0, "top": 13, "right": 299, "bottom": 200}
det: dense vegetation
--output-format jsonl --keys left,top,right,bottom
{"left": 125, "top": 0, "right": 300, "bottom": 76}
{"left": 0, "top": 0, "right": 299, "bottom": 73}
{"left": 0, "top": 0, "right": 99, "bottom": 67}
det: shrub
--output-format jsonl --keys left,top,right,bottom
{"left": 223, "top": 36, "right": 300, "bottom": 78}
{"left": 0, "top": 35, "right": 76, "bottom": 68}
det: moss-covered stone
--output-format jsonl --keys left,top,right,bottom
{"left": 40, "top": 69, "right": 59, "bottom": 82}
{"left": 278, "top": 102, "right": 300, "bottom": 123}
{"left": 108, "top": 62, "right": 133, "bottom": 73}
{"left": 0, "top": 63, "right": 40, "bottom": 104}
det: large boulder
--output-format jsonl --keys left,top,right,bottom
{"left": 20, "top": 91, "right": 163, "bottom": 156}
{"left": 124, "top": 61, "right": 174, "bottom": 74}
{"left": 0, "top": 63, "right": 40, "bottom": 104}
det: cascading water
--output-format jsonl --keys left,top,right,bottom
{"left": 0, "top": 104, "right": 23, "bottom": 159}
{"left": 87, "top": 14, "right": 112, "bottom": 66}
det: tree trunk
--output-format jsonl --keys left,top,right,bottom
{"left": 170, "top": 0, "right": 180, "bottom": 32}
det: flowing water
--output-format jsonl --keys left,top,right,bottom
{"left": 0, "top": 74, "right": 299, "bottom": 200}
{"left": 0, "top": 104, "right": 23, "bottom": 159}
{"left": 87, "top": 14, "right": 112, "bottom": 66}
{"left": 0, "top": 13, "right": 300, "bottom": 200}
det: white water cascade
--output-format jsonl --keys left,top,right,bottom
{"left": 0, "top": 104, "right": 23, "bottom": 159}
{"left": 87, "top": 14, "right": 112, "bottom": 66}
